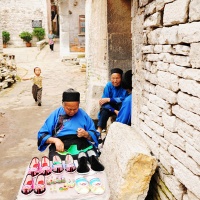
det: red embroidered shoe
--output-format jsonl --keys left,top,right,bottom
{"left": 40, "top": 156, "right": 52, "bottom": 176}
{"left": 34, "top": 174, "right": 46, "bottom": 195}
{"left": 21, "top": 174, "right": 34, "bottom": 195}
{"left": 28, "top": 157, "right": 40, "bottom": 177}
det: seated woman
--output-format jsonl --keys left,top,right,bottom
{"left": 97, "top": 68, "right": 128, "bottom": 134}
{"left": 37, "top": 88, "right": 104, "bottom": 173}
{"left": 116, "top": 70, "right": 132, "bottom": 125}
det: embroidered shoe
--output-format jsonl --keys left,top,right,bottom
{"left": 21, "top": 174, "right": 34, "bottom": 195}
{"left": 40, "top": 156, "right": 52, "bottom": 176}
{"left": 28, "top": 157, "right": 40, "bottom": 177}
{"left": 65, "top": 154, "right": 76, "bottom": 173}
{"left": 52, "top": 155, "right": 64, "bottom": 174}
{"left": 34, "top": 174, "right": 46, "bottom": 195}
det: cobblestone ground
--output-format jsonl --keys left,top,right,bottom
{"left": 0, "top": 43, "right": 86, "bottom": 200}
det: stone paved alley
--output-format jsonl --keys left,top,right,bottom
{"left": 0, "top": 42, "right": 86, "bottom": 200}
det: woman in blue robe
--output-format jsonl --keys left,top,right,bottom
{"left": 37, "top": 88, "right": 100, "bottom": 161}
{"left": 96, "top": 68, "right": 128, "bottom": 134}
{"left": 116, "top": 70, "right": 132, "bottom": 125}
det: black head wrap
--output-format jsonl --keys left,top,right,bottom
{"left": 121, "top": 70, "right": 132, "bottom": 90}
{"left": 62, "top": 88, "right": 80, "bottom": 102}
{"left": 110, "top": 68, "right": 123, "bottom": 75}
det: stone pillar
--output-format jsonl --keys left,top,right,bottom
{"left": 58, "top": 0, "right": 70, "bottom": 58}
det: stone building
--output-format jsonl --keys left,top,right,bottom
{"left": 0, "top": 0, "right": 85, "bottom": 56}
{"left": 85, "top": 0, "right": 200, "bottom": 200}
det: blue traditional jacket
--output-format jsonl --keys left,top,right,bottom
{"left": 116, "top": 94, "right": 132, "bottom": 125}
{"left": 37, "top": 106, "right": 100, "bottom": 152}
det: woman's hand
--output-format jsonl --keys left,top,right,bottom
{"left": 46, "top": 137, "right": 64, "bottom": 152}
{"left": 77, "top": 128, "right": 91, "bottom": 140}
{"left": 54, "top": 138, "right": 65, "bottom": 152}
{"left": 99, "top": 98, "right": 110, "bottom": 106}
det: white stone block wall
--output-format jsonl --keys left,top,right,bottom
{"left": 133, "top": 0, "right": 200, "bottom": 199}
{"left": 0, "top": 0, "right": 48, "bottom": 47}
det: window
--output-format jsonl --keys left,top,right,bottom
{"left": 79, "top": 15, "right": 85, "bottom": 35}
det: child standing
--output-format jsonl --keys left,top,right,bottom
{"left": 22, "top": 67, "right": 43, "bottom": 106}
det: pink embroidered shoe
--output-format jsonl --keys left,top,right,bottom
{"left": 34, "top": 174, "right": 46, "bottom": 195}
{"left": 21, "top": 174, "right": 34, "bottom": 195}
{"left": 65, "top": 154, "right": 76, "bottom": 173}
{"left": 28, "top": 157, "right": 40, "bottom": 177}
{"left": 52, "top": 155, "right": 64, "bottom": 174}
{"left": 40, "top": 156, "right": 52, "bottom": 176}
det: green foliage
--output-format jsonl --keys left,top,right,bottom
{"left": 32, "top": 28, "right": 45, "bottom": 41}
{"left": 2, "top": 31, "right": 10, "bottom": 44}
{"left": 19, "top": 31, "right": 33, "bottom": 43}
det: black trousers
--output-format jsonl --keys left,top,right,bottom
{"left": 48, "top": 135, "right": 92, "bottom": 161}
{"left": 49, "top": 44, "right": 54, "bottom": 51}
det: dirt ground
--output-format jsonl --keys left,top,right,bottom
{"left": 0, "top": 43, "right": 86, "bottom": 200}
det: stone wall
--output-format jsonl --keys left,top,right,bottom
{"left": 0, "top": 54, "right": 17, "bottom": 91}
{"left": 133, "top": 0, "right": 200, "bottom": 199}
{"left": 0, "top": 0, "right": 48, "bottom": 47}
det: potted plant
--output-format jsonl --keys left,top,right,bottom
{"left": 2, "top": 31, "right": 10, "bottom": 48}
{"left": 32, "top": 28, "right": 45, "bottom": 41}
{"left": 19, "top": 31, "right": 33, "bottom": 47}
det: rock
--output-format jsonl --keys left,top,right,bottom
{"left": 100, "top": 122, "right": 157, "bottom": 200}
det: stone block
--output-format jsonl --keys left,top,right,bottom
{"left": 162, "top": 45, "right": 173, "bottom": 53}
{"left": 169, "top": 144, "right": 200, "bottom": 175}
{"left": 145, "top": 1, "right": 156, "bottom": 16}
{"left": 164, "top": 129, "right": 185, "bottom": 151}
{"left": 172, "top": 105, "right": 200, "bottom": 131}
{"left": 147, "top": 101, "right": 163, "bottom": 116}
{"left": 144, "top": 114, "right": 165, "bottom": 136}
{"left": 156, "top": 0, "right": 175, "bottom": 11}
{"left": 157, "top": 71, "right": 179, "bottom": 92}
{"left": 157, "top": 61, "right": 169, "bottom": 72}
{"left": 171, "top": 157, "right": 200, "bottom": 198}
{"left": 143, "top": 80, "right": 156, "bottom": 94}
{"left": 182, "top": 68, "right": 200, "bottom": 82}
{"left": 144, "top": 12, "right": 162, "bottom": 28}
{"left": 190, "top": 43, "right": 200, "bottom": 69}
{"left": 142, "top": 45, "right": 154, "bottom": 53}
{"left": 158, "top": 168, "right": 185, "bottom": 200}
{"left": 173, "top": 55, "right": 191, "bottom": 67}
{"left": 154, "top": 45, "right": 163, "bottom": 53}
{"left": 100, "top": 122, "right": 157, "bottom": 200}
{"left": 159, "top": 53, "right": 174, "bottom": 63}
{"left": 168, "top": 63, "right": 186, "bottom": 77}
{"left": 177, "top": 91, "right": 200, "bottom": 115}
{"left": 163, "top": 0, "right": 190, "bottom": 26}
{"left": 172, "top": 45, "right": 190, "bottom": 56}
{"left": 179, "top": 79, "right": 200, "bottom": 99}
{"left": 186, "top": 143, "right": 200, "bottom": 166}
{"left": 178, "top": 22, "right": 200, "bottom": 43}
{"left": 189, "top": 0, "right": 200, "bottom": 22}
{"left": 148, "top": 26, "right": 179, "bottom": 45}
{"left": 155, "top": 85, "right": 177, "bottom": 104}
{"left": 143, "top": 70, "right": 158, "bottom": 85}
{"left": 149, "top": 93, "right": 171, "bottom": 111}
{"left": 162, "top": 112, "right": 177, "bottom": 132}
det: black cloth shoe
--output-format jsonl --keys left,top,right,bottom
{"left": 87, "top": 150, "right": 104, "bottom": 172}
{"left": 77, "top": 152, "right": 90, "bottom": 174}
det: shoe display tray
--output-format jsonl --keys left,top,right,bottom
{"left": 16, "top": 160, "right": 110, "bottom": 200}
